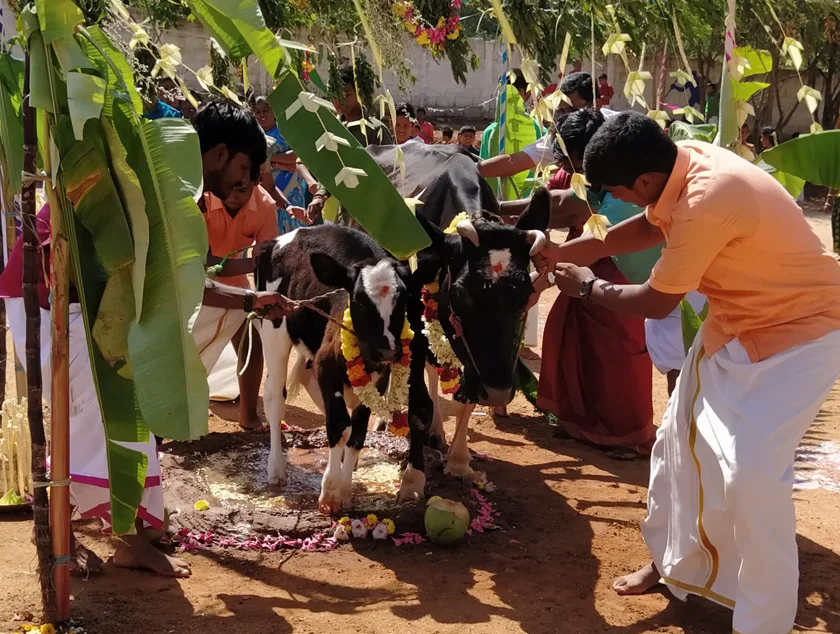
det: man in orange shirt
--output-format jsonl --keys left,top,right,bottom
{"left": 535, "top": 112, "right": 840, "bottom": 634}
{"left": 195, "top": 181, "right": 280, "bottom": 429}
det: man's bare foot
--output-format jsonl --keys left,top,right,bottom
{"left": 238, "top": 417, "right": 264, "bottom": 431}
{"left": 613, "top": 562, "right": 661, "bottom": 595}
{"left": 491, "top": 406, "right": 509, "bottom": 418}
{"left": 113, "top": 537, "right": 191, "bottom": 577}
{"left": 72, "top": 537, "right": 105, "bottom": 576}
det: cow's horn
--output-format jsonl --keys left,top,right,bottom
{"left": 526, "top": 230, "right": 546, "bottom": 256}
{"left": 456, "top": 220, "right": 480, "bottom": 247}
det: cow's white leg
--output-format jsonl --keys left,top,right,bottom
{"left": 319, "top": 427, "right": 351, "bottom": 514}
{"left": 425, "top": 364, "right": 446, "bottom": 449}
{"left": 444, "top": 400, "right": 475, "bottom": 478}
{"left": 261, "top": 320, "right": 293, "bottom": 485}
{"left": 397, "top": 464, "right": 426, "bottom": 502}
{"left": 339, "top": 445, "right": 360, "bottom": 508}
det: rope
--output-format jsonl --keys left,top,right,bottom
{"left": 206, "top": 244, "right": 254, "bottom": 278}
{"left": 32, "top": 477, "right": 71, "bottom": 489}
{"left": 235, "top": 287, "right": 350, "bottom": 376}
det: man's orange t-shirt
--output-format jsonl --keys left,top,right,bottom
{"left": 203, "top": 185, "right": 279, "bottom": 288}
{"left": 645, "top": 141, "right": 840, "bottom": 362}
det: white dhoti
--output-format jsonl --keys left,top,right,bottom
{"left": 5, "top": 298, "right": 164, "bottom": 532}
{"left": 190, "top": 305, "right": 248, "bottom": 400}
{"left": 645, "top": 290, "right": 706, "bottom": 373}
{"left": 644, "top": 328, "right": 840, "bottom": 634}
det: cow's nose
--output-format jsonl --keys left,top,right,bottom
{"left": 478, "top": 386, "right": 514, "bottom": 407}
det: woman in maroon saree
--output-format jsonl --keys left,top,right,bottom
{"left": 533, "top": 112, "right": 654, "bottom": 454}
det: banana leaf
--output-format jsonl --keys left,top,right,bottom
{"left": 268, "top": 72, "right": 430, "bottom": 259}
{"left": 184, "top": 0, "right": 253, "bottom": 60}
{"left": 20, "top": 7, "right": 53, "bottom": 113}
{"left": 80, "top": 25, "right": 143, "bottom": 117}
{"left": 761, "top": 131, "right": 840, "bottom": 189}
{"left": 34, "top": 0, "right": 84, "bottom": 42}
{"left": 57, "top": 116, "right": 150, "bottom": 535}
{"left": 731, "top": 81, "right": 770, "bottom": 103}
{"left": 0, "top": 53, "right": 24, "bottom": 192}
{"left": 67, "top": 71, "right": 106, "bottom": 140}
{"left": 680, "top": 298, "right": 708, "bottom": 355}
{"left": 669, "top": 121, "right": 717, "bottom": 143}
{"left": 754, "top": 157, "right": 805, "bottom": 198}
{"left": 114, "top": 112, "right": 209, "bottom": 441}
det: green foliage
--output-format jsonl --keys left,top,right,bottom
{"left": 680, "top": 299, "right": 708, "bottom": 355}
{"left": 669, "top": 121, "right": 718, "bottom": 143}
{"left": 762, "top": 130, "right": 840, "bottom": 189}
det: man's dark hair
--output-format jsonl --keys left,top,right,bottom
{"left": 459, "top": 125, "right": 476, "bottom": 135}
{"left": 339, "top": 62, "right": 355, "bottom": 87}
{"left": 598, "top": 73, "right": 608, "bottom": 80}
{"left": 395, "top": 102, "right": 416, "bottom": 119}
{"left": 193, "top": 99, "right": 267, "bottom": 179}
{"left": 510, "top": 69, "right": 528, "bottom": 92}
{"left": 417, "top": 106, "right": 426, "bottom": 115}
{"left": 553, "top": 108, "right": 605, "bottom": 161}
{"left": 560, "top": 71, "right": 600, "bottom": 103}
{"left": 583, "top": 112, "right": 678, "bottom": 188}
{"left": 761, "top": 125, "right": 776, "bottom": 136}
{"left": 441, "top": 125, "right": 453, "bottom": 140}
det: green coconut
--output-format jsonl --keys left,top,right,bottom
{"left": 424, "top": 497, "right": 470, "bottom": 545}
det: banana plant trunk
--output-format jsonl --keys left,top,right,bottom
{"left": 21, "top": 51, "right": 56, "bottom": 622}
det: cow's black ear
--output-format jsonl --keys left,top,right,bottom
{"left": 417, "top": 213, "right": 444, "bottom": 246}
{"left": 310, "top": 252, "right": 354, "bottom": 291}
{"left": 516, "top": 185, "right": 551, "bottom": 232}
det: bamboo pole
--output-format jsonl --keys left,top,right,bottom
{"left": 45, "top": 113, "right": 71, "bottom": 622}
{"left": 21, "top": 51, "right": 56, "bottom": 623}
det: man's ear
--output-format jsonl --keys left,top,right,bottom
{"left": 310, "top": 252, "right": 356, "bottom": 291}
{"left": 516, "top": 185, "right": 551, "bottom": 232}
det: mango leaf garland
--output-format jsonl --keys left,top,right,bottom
{"left": 584, "top": 214, "right": 611, "bottom": 241}
{"left": 268, "top": 72, "right": 429, "bottom": 259}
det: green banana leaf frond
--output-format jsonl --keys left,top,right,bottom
{"left": 762, "top": 131, "right": 840, "bottom": 190}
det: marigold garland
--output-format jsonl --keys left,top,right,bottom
{"left": 340, "top": 306, "right": 413, "bottom": 436}
{"left": 421, "top": 280, "right": 463, "bottom": 395}
{"left": 393, "top": 0, "right": 464, "bottom": 56}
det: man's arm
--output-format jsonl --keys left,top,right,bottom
{"left": 552, "top": 263, "right": 683, "bottom": 319}
{"left": 478, "top": 151, "right": 536, "bottom": 179}
{"left": 203, "top": 278, "right": 295, "bottom": 318}
{"left": 535, "top": 212, "right": 663, "bottom": 272}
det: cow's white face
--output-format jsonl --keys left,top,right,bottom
{"left": 310, "top": 252, "right": 408, "bottom": 366}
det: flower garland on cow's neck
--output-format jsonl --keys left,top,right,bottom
{"left": 420, "top": 211, "right": 468, "bottom": 396}
{"left": 393, "top": 0, "right": 464, "bottom": 56}
{"left": 341, "top": 306, "right": 413, "bottom": 436}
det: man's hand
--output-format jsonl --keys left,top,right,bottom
{"left": 287, "top": 205, "right": 309, "bottom": 224}
{"left": 532, "top": 240, "right": 563, "bottom": 276}
{"left": 307, "top": 181, "right": 320, "bottom": 194}
{"left": 553, "top": 263, "right": 595, "bottom": 297}
{"left": 306, "top": 196, "right": 325, "bottom": 224}
{"left": 254, "top": 291, "right": 296, "bottom": 320}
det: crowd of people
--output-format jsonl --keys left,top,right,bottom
{"left": 3, "top": 53, "right": 839, "bottom": 634}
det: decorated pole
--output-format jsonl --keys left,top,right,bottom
{"left": 496, "top": 41, "right": 508, "bottom": 200}
{"left": 21, "top": 51, "right": 56, "bottom": 622}
{"left": 45, "top": 113, "right": 71, "bottom": 622}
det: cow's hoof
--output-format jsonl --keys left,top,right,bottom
{"left": 266, "top": 453, "right": 287, "bottom": 486}
{"left": 428, "top": 432, "right": 448, "bottom": 453}
{"left": 444, "top": 456, "right": 474, "bottom": 478}
{"left": 319, "top": 475, "right": 350, "bottom": 515}
{"left": 397, "top": 466, "right": 426, "bottom": 503}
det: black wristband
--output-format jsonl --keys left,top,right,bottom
{"left": 243, "top": 290, "right": 256, "bottom": 313}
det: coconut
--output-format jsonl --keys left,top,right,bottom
{"left": 424, "top": 497, "right": 470, "bottom": 545}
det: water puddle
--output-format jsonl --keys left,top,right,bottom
{"left": 795, "top": 440, "right": 840, "bottom": 492}
{"left": 198, "top": 443, "right": 401, "bottom": 512}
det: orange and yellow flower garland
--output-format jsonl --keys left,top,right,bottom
{"left": 421, "top": 280, "right": 462, "bottom": 395}
{"left": 341, "top": 306, "right": 413, "bottom": 436}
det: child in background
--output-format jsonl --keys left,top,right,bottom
{"left": 458, "top": 125, "right": 480, "bottom": 155}
{"left": 440, "top": 126, "right": 454, "bottom": 143}
{"left": 417, "top": 107, "right": 435, "bottom": 143}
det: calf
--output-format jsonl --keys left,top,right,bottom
{"left": 256, "top": 224, "right": 414, "bottom": 514}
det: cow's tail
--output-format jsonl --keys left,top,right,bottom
{"left": 286, "top": 350, "right": 307, "bottom": 403}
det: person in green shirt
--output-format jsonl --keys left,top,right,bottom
{"left": 705, "top": 81, "right": 720, "bottom": 124}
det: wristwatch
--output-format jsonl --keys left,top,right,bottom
{"left": 579, "top": 275, "right": 598, "bottom": 302}
{"left": 243, "top": 290, "right": 256, "bottom": 313}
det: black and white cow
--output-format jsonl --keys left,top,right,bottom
{"left": 256, "top": 224, "right": 416, "bottom": 514}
